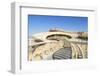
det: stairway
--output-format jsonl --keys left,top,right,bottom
{"left": 52, "top": 48, "right": 72, "bottom": 60}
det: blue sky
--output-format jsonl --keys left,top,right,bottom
{"left": 28, "top": 15, "right": 88, "bottom": 36}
